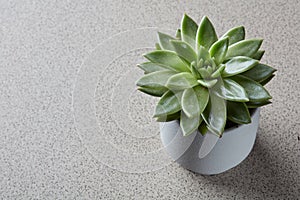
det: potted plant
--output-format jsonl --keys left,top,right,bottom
{"left": 135, "top": 14, "right": 276, "bottom": 175}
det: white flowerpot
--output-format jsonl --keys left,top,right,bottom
{"left": 159, "top": 108, "right": 260, "bottom": 175}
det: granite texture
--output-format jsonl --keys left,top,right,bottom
{"left": 0, "top": 0, "right": 299, "bottom": 199}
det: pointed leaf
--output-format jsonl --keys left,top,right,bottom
{"left": 196, "top": 16, "right": 218, "bottom": 50}
{"left": 241, "top": 63, "right": 276, "bottom": 82}
{"left": 180, "top": 111, "right": 202, "bottom": 136}
{"left": 154, "top": 91, "right": 182, "bottom": 117}
{"left": 170, "top": 40, "right": 197, "bottom": 63}
{"left": 157, "top": 32, "right": 176, "bottom": 51}
{"left": 144, "top": 50, "right": 190, "bottom": 72}
{"left": 181, "top": 86, "right": 209, "bottom": 118}
{"left": 223, "top": 56, "right": 258, "bottom": 77}
{"left": 137, "top": 62, "right": 172, "bottom": 74}
{"left": 175, "top": 29, "right": 181, "bottom": 40}
{"left": 197, "top": 79, "right": 218, "bottom": 88}
{"left": 210, "top": 58, "right": 217, "bottom": 71}
{"left": 190, "top": 62, "right": 201, "bottom": 79}
{"left": 211, "top": 64, "right": 225, "bottom": 78}
{"left": 137, "top": 86, "right": 167, "bottom": 97}
{"left": 194, "top": 85, "right": 209, "bottom": 113}
{"left": 156, "top": 111, "right": 180, "bottom": 122}
{"left": 198, "top": 120, "right": 208, "bottom": 135}
{"left": 182, "top": 88, "right": 199, "bottom": 118}
{"left": 136, "top": 70, "right": 177, "bottom": 88}
{"left": 214, "top": 78, "right": 249, "bottom": 102}
{"left": 246, "top": 100, "right": 271, "bottom": 108}
{"left": 166, "top": 72, "right": 199, "bottom": 90}
{"left": 155, "top": 43, "right": 162, "bottom": 50}
{"left": 204, "top": 59, "right": 213, "bottom": 67}
{"left": 231, "top": 75, "right": 272, "bottom": 102}
{"left": 260, "top": 74, "right": 275, "bottom": 86}
{"left": 181, "top": 14, "right": 198, "bottom": 48}
{"left": 221, "top": 26, "right": 245, "bottom": 45}
{"left": 197, "top": 67, "right": 210, "bottom": 79}
{"left": 197, "top": 46, "right": 210, "bottom": 62}
{"left": 227, "top": 101, "right": 251, "bottom": 124}
{"left": 209, "top": 37, "right": 229, "bottom": 65}
{"left": 226, "top": 39, "right": 263, "bottom": 59}
{"left": 201, "top": 101, "right": 210, "bottom": 125}
{"left": 207, "top": 91, "right": 227, "bottom": 136}
{"left": 252, "top": 50, "right": 265, "bottom": 60}
{"left": 206, "top": 66, "right": 213, "bottom": 74}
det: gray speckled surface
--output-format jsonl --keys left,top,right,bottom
{"left": 0, "top": 0, "right": 299, "bottom": 199}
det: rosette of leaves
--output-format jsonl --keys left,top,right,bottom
{"left": 136, "top": 14, "right": 276, "bottom": 137}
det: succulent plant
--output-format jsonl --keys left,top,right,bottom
{"left": 136, "top": 14, "right": 276, "bottom": 137}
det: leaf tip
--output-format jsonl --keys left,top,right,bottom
{"left": 142, "top": 53, "right": 149, "bottom": 59}
{"left": 135, "top": 78, "right": 140, "bottom": 85}
{"left": 207, "top": 126, "right": 223, "bottom": 138}
{"left": 238, "top": 25, "right": 245, "bottom": 33}
{"left": 169, "top": 39, "right": 178, "bottom": 44}
{"left": 256, "top": 38, "right": 264, "bottom": 45}
{"left": 202, "top": 15, "right": 209, "bottom": 21}
{"left": 153, "top": 113, "right": 159, "bottom": 118}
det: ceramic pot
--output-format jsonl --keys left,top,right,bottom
{"left": 159, "top": 108, "right": 260, "bottom": 175}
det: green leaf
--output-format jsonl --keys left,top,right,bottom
{"left": 196, "top": 16, "right": 218, "bottom": 50}
{"left": 210, "top": 57, "right": 217, "bottom": 69}
{"left": 157, "top": 32, "right": 176, "bottom": 51}
{"left": 190, "top": 62, "right": 201, "bottom": 78}
{"left": 206, "top": 91, "right": 227, "bottom": 136}
{"left": 180, "top": 111, "right": 202, "bottom": 136}
{"left": 170, "top": 40, "right": 197, "bottom": 63}
{"left": 155, "top": 43, "right": 162, "bottom": 50}
{"left": 198, "top": 120, "right": 208, "bottom": 135}
{"left": 225, "top": 39, "right": 263, "bottom": 59}
{"left": 137, "top": 86, "right": 167, "bottom": 97}
{"left": 209, "top": 37, "right": 229, "bottom": 65}
{"left": 231, "top": 75, "right": 272, "bottom": 102}
{"left": 252, "top": 50, "right": 265, "bottom": 60}
{"left": 241, "top": 63, "right": 276, "bottom": 82}
{"left": 260, "top": 74, "right": 275, "bottom": 86}
{"left": 221, "top": 26, "right": 245, "bottom": 45}
{"left": 144, "top": 50, "right": 190, "bottom": 72}
{"left": 223, "top": 56, "right": 258, "bottom": 77}
{"left": 197, "top": 46, "right": 210, "bottom": 62}
{"left": 156, "top": 111, "right": 180, "bottom": 122}
{"left": 154, "top": 91, "right": 182, "bottom": 117}
{"left": 246, "top": 100, "right": 271, "bottom": 108}
{"left": 166, "top": 72, "right": 199, "bottom": 90}
{"left": 227, "top": 101, "right": 251, "bottom": 124}
{"left": 211, "top": 64, "right": 225, "bottom": 78}
{"left": 181, "top": 14, "right": 198, "bottom": 49}
{"left": 197, "top": 79, "right": 218, "bottom": 88}
{"left": 175, "top": 29, "right": 181, "bottom": 40}
{"left": 206, "top": 66, "right": 213, "bottom": 75}
{"left": 214, "top": 78, "right": 249, "bottom": 102}
{"left": 194, "top": 85, "right": 209, "bottom": 113}
{"left": 182, "top": 88, "right": 199, "bottom": 118}
{"left": 136, "top": 70, "right": 177, "bottom": 88}
{"left": 181, "top": 86, "right": 209, "bottom": 118}
{"left": 201, "top": 101, "right": 210, "bottom": 125}
{"left": 137, "top": 62, "right": 172, "bottom": 74}
{"left": 197, "top": 67, "right": 210, "bottom": 79}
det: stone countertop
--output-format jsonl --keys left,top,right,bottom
{"left": 0, "top": 0, "right": 299, "bottom": 199}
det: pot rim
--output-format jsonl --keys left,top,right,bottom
{"left": 169, "top": 108, "right": 260, "bottom": 136}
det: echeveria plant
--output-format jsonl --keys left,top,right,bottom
{"left": 136, "top": 14, "right": 276, "bottom": 137}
